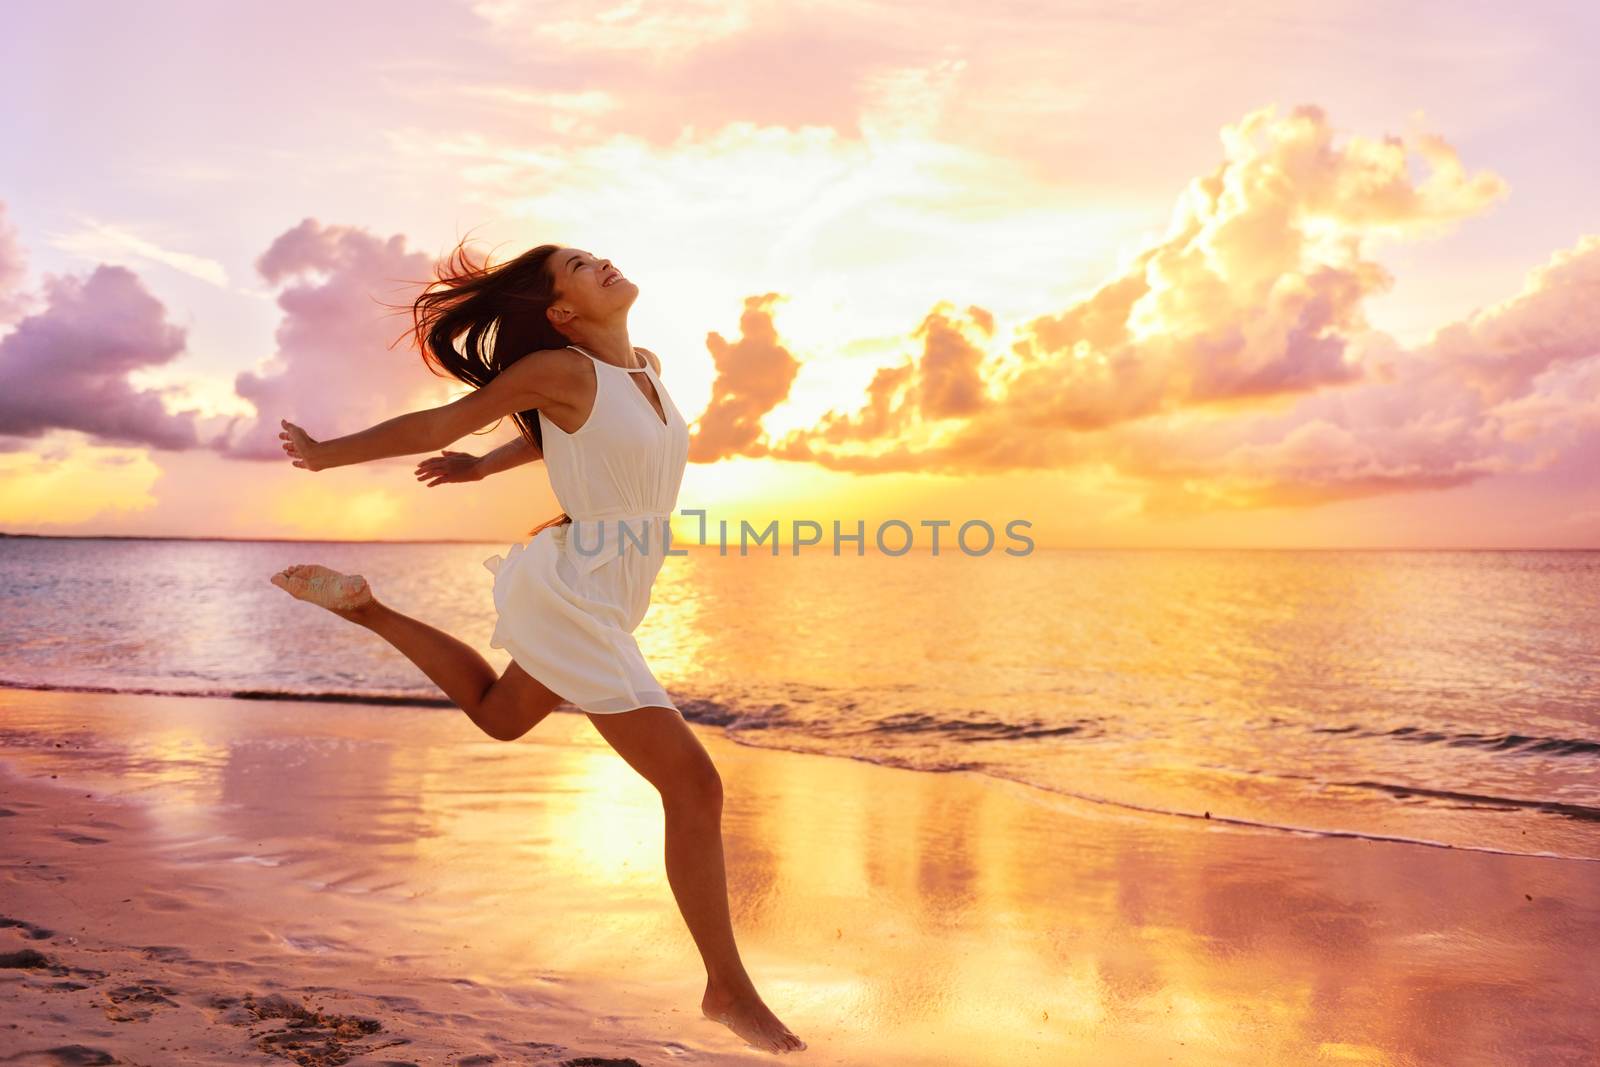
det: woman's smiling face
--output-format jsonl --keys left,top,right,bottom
{"left": 548, "top": 247, "right": 636, "bottom": 327}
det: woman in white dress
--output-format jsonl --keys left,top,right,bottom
{"left": 268, "top": 242, "right": 804, "bottom": 1055}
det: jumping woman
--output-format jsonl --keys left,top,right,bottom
{"left": 268, "top": 242, "right": 806, "bottom": 1055}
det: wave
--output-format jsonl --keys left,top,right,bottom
{"left": 672, "top": 696, "right": 1600, "bottom": 862}
{"left": 1311, "top": 722, "right": 1600, "bottom": 759}
{"left": 5, "top": 679, "right": 1596, "bottom": 863}
{"left": 1335, "top": 779, "right": 1600, "bottom": 822}
{"left": 700, "top": 704, "right": 1098, "bottom": 742}
{"left": 0, "top": 678, "right": 453, "bottom": 709}
{"left": 844, "top": 710, "right": 1095, "bottom": 741}
{"left": 985, "top": 772, "right": 1600, "bottom": 863}
{"left": 693, "top": 725, "right": 1600, "bottom": 863}
{"left": 13, "top": 679, "right": 1591, "bottom": 762}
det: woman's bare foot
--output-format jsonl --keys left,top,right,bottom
{"left": 269, "top": 564, "right": 376, "bottom": 618}
{"left": 702, "top": 983, "right": 805, "bottom": 1054}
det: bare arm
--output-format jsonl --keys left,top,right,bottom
{"left": 477, "top": 434, "right": 543, "bottom": 475}
{"left": 414, "top": 435, "right": 543, "bottom": 487}
{"left": 280, "top": 352, "right": 559, "bottom": 472}
{"left": 292, "top": 407, "right": 440, "bottom": 470}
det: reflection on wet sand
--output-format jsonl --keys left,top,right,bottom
{"left": 2, "top": 685, "right": 1595, "bottom": 1064}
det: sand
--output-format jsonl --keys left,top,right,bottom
{"left": 1, "top": 685, "right": 1596, "bottom": 1066}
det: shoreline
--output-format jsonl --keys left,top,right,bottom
{"left": 2, "top": 679, "right": 1591, "bottom": 866}
{"left": 2, "top": 685, "right": 1597, "bottom": 1064}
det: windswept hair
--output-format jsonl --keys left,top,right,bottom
{"left": 386, "top": 233, "right": 573, "bottom": 536}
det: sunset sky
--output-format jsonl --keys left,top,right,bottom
{"left": 2, "top": 1, "right": 1598, "bottom": 548}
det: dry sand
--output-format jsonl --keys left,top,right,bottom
{"left": 1, "top": 685, "right": 1596, "bottom": 1065}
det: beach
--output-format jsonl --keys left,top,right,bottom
{"left": 2, "top": 685, "right": 1596, "bottom": 1066}
{"left": 9, "top": 0, "right": 1600, "bottom": 1059}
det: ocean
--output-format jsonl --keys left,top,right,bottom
{"left": 2, "top": 535, "right": 1596, "bottom": 862}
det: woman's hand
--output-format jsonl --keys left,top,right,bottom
{"left": 414, "top": 449, "right": 482, "bottom": 486}
{"left": 279, "top": 419, "right": 328, "bottom": 471}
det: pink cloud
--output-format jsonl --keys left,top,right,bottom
{"left": 1107, "top": 233, "right": 1600, "bottom": 514}
{"left": 1432, "top": 234, "right": 1600, "bottom": 405}
{"left": 0, "top": 210, "right": 454, "bottom": 468}
{"left": 0, "top": 260, "right": 199, "bottom": 452}
{"left": 219, "top": 218, "right": 451, "bottom": 460}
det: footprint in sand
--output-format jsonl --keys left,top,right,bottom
{"left": 1, "top": 948, "right": 110, "bottom": 983}
{"left": 0, "top": 948, "right": 69, "bottom": 974}
{"left": 0, "top": 1044, "right": 119, "bottom": 1065}
{"left": 2, "top": 946, "right": 111, "bottom": 999}
{"left": 208, "top": 991, "right": 390, "bottom": 1065}
{"left": 102, "top": 981, "right": 181, "bottom": 1022}
{"left": 0, "top": 914, "right": 56, "bottom": 940}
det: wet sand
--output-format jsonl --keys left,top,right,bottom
{"left": 1, "top": 685, "right": 1596, "bottom": 1065}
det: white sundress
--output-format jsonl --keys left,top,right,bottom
{"left": 482, "top": 343, "right": 690, "bottom": 714}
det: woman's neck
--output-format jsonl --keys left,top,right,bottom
{"left": 565, "top": 327, "right": 637, "bottom": 367}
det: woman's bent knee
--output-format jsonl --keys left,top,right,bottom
{"left": 475, "top": 663, "right": 561, "bottom": 742}
{"left": 587, "top": 705, "right": 724, "bottom": 806}
{"left": 674, "top": 761, "right": 722, "bottom": 807}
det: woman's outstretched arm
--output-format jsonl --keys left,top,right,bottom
{"left": 280, "top": 351, "right": 558, "bottom": 471}
{"left": 414, "top": 436, "right": 543, "bottom": 487}
{"left": 477, "top": 435, "right": 544, "bottom": 475}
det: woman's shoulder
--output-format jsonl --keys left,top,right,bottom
{"left": 632, "top": 346, "right": 661, "bottom": 374}
{"left": 510, "top": 345, "right": 588, "bottom": 378}
{"left": 489, "top": 347, "right": 590, "bottom": 406}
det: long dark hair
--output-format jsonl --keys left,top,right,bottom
{"left": 389, "top": 234, "right": 572, "bottom": 536}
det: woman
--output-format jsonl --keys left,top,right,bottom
{"left": 268, "top": 242, "right": 805, "bottom": 1055}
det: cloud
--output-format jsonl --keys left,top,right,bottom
{"left": 1094, "top": 230, "right": 1600, "bottom": 514}
{"left": 0, "top": 259, "right": 203, "bottom": 451}
{"left": 7, "top": 92, "right": 1591, "bottom": 534}
{"left": 791, "top": 301, "right": 994, "bottom": 451}
{"left": 468, "top": 0, "right": 755, "bottom": 56}
{"left": 0, "top": 212, "right": 516, "bottom": 475}
{"left": 448, "top": 85, "right": 621, "bottom": 136}
{"left": 687, "top": 293, "right": 801, "bottom": 462}
{"left": 679, "top": 296, "right": 1001, "bottom": 472}
{"left": 1431, "top": 233, "right": 1600, "bottom": 405}
{"left": 999, "top": 103, "right": 1506, "bottom": 428}
{"left": 913, "top": 302, "right": 991, "bottom": 417}
{"left": 684, "top": 102, "right": 1600, "bottom": 519}
{"left": 217, "top": 218, "right": 453, "bottom": 460}
{"left": 48, "top": 214, "right": 230, "bottom": 288}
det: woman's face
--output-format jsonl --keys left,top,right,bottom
{"left": 547, "top": 247, "right": 636, "bottom": 328}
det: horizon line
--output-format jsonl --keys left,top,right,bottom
{"left": 0, "top": 532, "right": 1595, "bottom": 552}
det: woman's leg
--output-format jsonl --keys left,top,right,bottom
{"left": 270, "top": 564, "right": 561, "bottom": 741}
{"left": 585, "top": 706, "right": 805, "bottom": 1054}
